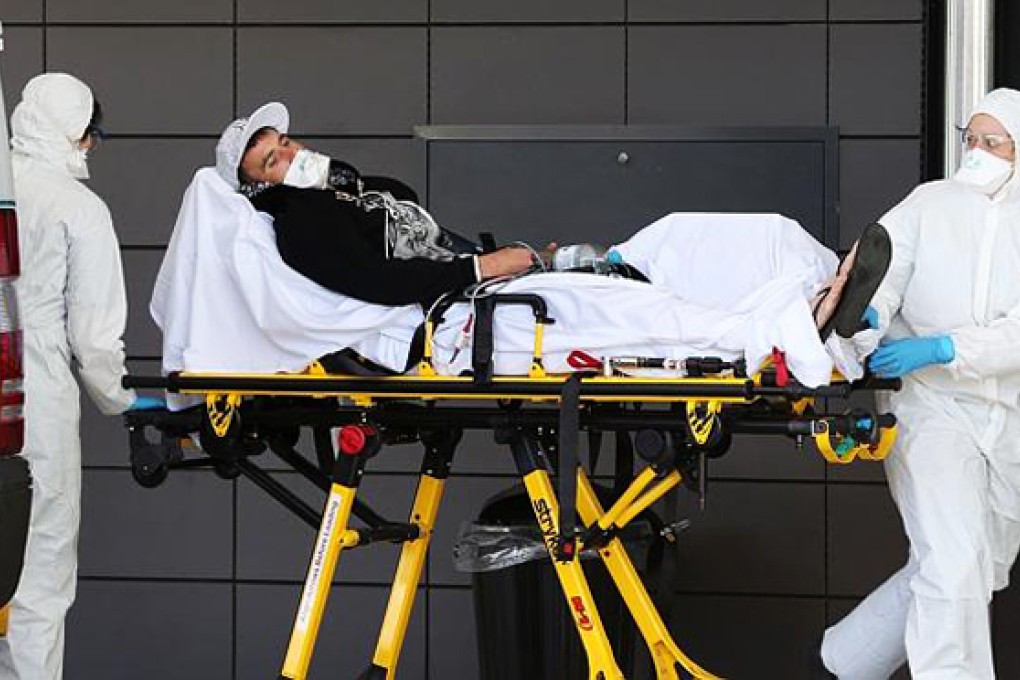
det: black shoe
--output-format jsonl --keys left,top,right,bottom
{"left": 808, "top": 638, "right": 837, "bottom": 679}
{"left": 818, "top": 221, "right": 893, "bottom": 341}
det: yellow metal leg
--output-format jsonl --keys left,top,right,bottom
{"left": 0, "top": 603, "right": 9, "bottom": 637}
{"left": 522, "top": 469, "right": 625, "bottom": 680}
{"left": 280, "top": 482, "right": 358, "bottom": 680}
{"left": 577, "top": 472, "right": 723, "bottom": 680}
{"left": 370, "top": 474, "right": 447, "bottom": 678}
{"left": 615, "top": 471, "right": 682, "bottom": 530}
{"left": 599, "top": 467, "right": 659, "bottom": 529}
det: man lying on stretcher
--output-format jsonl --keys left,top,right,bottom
{"left": 150, "top": 102, "right": 889, "bottom": 390}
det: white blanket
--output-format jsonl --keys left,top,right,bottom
{"left": 151, "top": 168, "right": 422, "bottom": 377}
{"left": 152, "top": 169, "right": 859, "bottom": 391}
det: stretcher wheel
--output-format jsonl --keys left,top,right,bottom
{"left": 634, "top": 429, "right": 674, "bottom": 466}
{"left": 198, "top": 409, "right": 242, "bottom": 456}
{"left": 130, "top": 446, "right": 169, "bottom": 488}
{"left": 213, "top": 460, "right": 242, "bottom": 480}
{"left": 685, "top": 401, "right": 725, "bottom": 452}
{"left": 701, "top": 427, "right": 731, "bottom": 459}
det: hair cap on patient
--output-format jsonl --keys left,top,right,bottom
{"left": 215, "top": 102, "right": 289, "bottom": 189}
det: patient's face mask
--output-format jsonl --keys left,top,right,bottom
{"left": 954, "top": 148, "right": 1014, "bottom": 196}
{"left": 282, "top": 149, "right": 331, "bottom": 189}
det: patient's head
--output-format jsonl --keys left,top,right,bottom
{"left": 215, "top": 101, "right": 291, "bottom": 190}
{"left": 238, "top": 128, "right": 306, "bottom": 186}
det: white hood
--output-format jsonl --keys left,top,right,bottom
{"left": 10, "top": 73, "right": 92, "bottom": 178}
{"left": 968, "top": 87, "right": 1020, "bottom": 200}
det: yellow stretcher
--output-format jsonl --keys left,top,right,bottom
{"left": 122, "top": 293, "right": 900, "bottom": 680}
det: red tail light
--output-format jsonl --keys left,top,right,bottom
{"left": 0, "top": 206, "right": 19, "bottom": 277}
{"left": 0, "top": 329, "right": 22, "bottom": 456}
{"left": 0, "top": 206, "right": 23, "bottom": 457}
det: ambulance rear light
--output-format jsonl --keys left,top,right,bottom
{"left": 0, "top": 279, "right": 23, "bottom": 457}
{"left": 0, "top": 206, "right": 19, "bottom": 278}
{"left": 0, "top": 31, "right": 26, "bottom": 458}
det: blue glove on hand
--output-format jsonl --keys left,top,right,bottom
{"left": 868, "top": 335, "right": 955, "bottom": 378}
{"left": 129, "top": 395, "right": 167, "bottom": 411}
{"left": 861, "top": 305, "right": 880, "bottom": 330}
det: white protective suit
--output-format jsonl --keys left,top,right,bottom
{"left": 0, "top": 74, "right": 135, "bottom": 680}
{"left": 822, "top": 88, "right": 1020, "bottom": 679}
{"left": 152, "top": 167, "right": 861, "bottom": 392}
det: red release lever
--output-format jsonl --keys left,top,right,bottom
{"left": 338, "top": 424, "right": 376, "bottom": 456}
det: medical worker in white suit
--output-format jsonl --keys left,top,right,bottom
{"left": 0, "top": 73, "right": 161, "bottom": 680}
{"left": 819, "top": 88, "right": 1020, "bottom": 679}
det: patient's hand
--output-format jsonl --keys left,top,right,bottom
{"left": 479, "top": 247, "right": 537, "bottom": 279}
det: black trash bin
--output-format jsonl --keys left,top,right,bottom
{"left": 457, "top": 482, "right": 668, "bottom": 680}
{"left": 0, "top": 455, "right": 32, "bottom": 608}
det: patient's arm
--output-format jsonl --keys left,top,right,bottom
{"left": 259, "top": 186, "right": 474, "bottom": 307}
{"left": 478, "top": 247, "right": 536, "bottom": 278}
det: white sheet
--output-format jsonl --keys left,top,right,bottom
{"left": 433, "top": 213, "right": 846, "bottom": 386}
{"left": 151, "top": 168, "right": 422, "bottom": 377}
{"left": 152, "top": 169, "right": 861, "bottom": 391}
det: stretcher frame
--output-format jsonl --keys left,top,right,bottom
{"left": 123, "top": 292, "right": 899, "bottom": 679}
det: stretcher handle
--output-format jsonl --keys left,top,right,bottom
{"left": 426, "top": 290, "right": 553, "bottom": 327}
{"left": 835, "top": 411, "right": 896, "bottom": 434}
{"left": 756, "top": 376, "right": 899, "bottom": 399}
{"left": 470, "top": 293, "right": 555, "bottom": 384}
{"left": 123, "top": 404, "right": 201, "bottom": 430}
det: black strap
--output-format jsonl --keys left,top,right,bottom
{"left": 403, "top": 323, "right": 426, "bottom": 373}
{"left": 471, "top": 296, "right": 497, "bottom": 384}
{"left": 557, "top": 373, "right": 583, "bottom": 561}
{"left": 317, "top": 348, "right": 398, "bottom": 377}
{"left": 315, "top": 322, "right": 426, "bottom": 376}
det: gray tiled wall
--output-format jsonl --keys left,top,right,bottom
{"left": 9, "top": 1, "right": 1002, "bottom": 678}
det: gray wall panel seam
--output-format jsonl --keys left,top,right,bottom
{"left": 232, "top": 0, "right": 238, "bottom": 119}
{"left": 0, "top": 20, "right": 927, "bottom": 28}
{"left": 104, "top": 134, "right": 417, "bottom": 140}
{"left": 81, "top": 462, "right": 894, "bottom": 488}
{"left": 74, "top": 573, "right": 856, "bottom": 599}
{"left": 426, "top": 6, "right": 433, "bottom": 673}
{"left": 824, "top": 0, "right": 832, "bottom": 608}
{"left": 40, "top": 0, "right": 46, "bottom": 67}
{"left": 623, "top": 0, "right": 629, "bottom": 125}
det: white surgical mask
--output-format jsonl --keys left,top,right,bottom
{"left": 282, "top": 149, "right": 330, "bottom": 189}
{"left": 67, "top": 144, "right": 89, "bottom": 180}
{"left": 954, "top": 148, "right": 1014, "bottom": 196}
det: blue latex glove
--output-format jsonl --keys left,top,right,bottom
{"left": 862, "top": 305, "right": 880, "bottom": 330}
{"left": 129, "top": 395, "right": 167, "bottom": 411}
{"left": 869, "top": 335, "right": 955, "bottom": 378}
